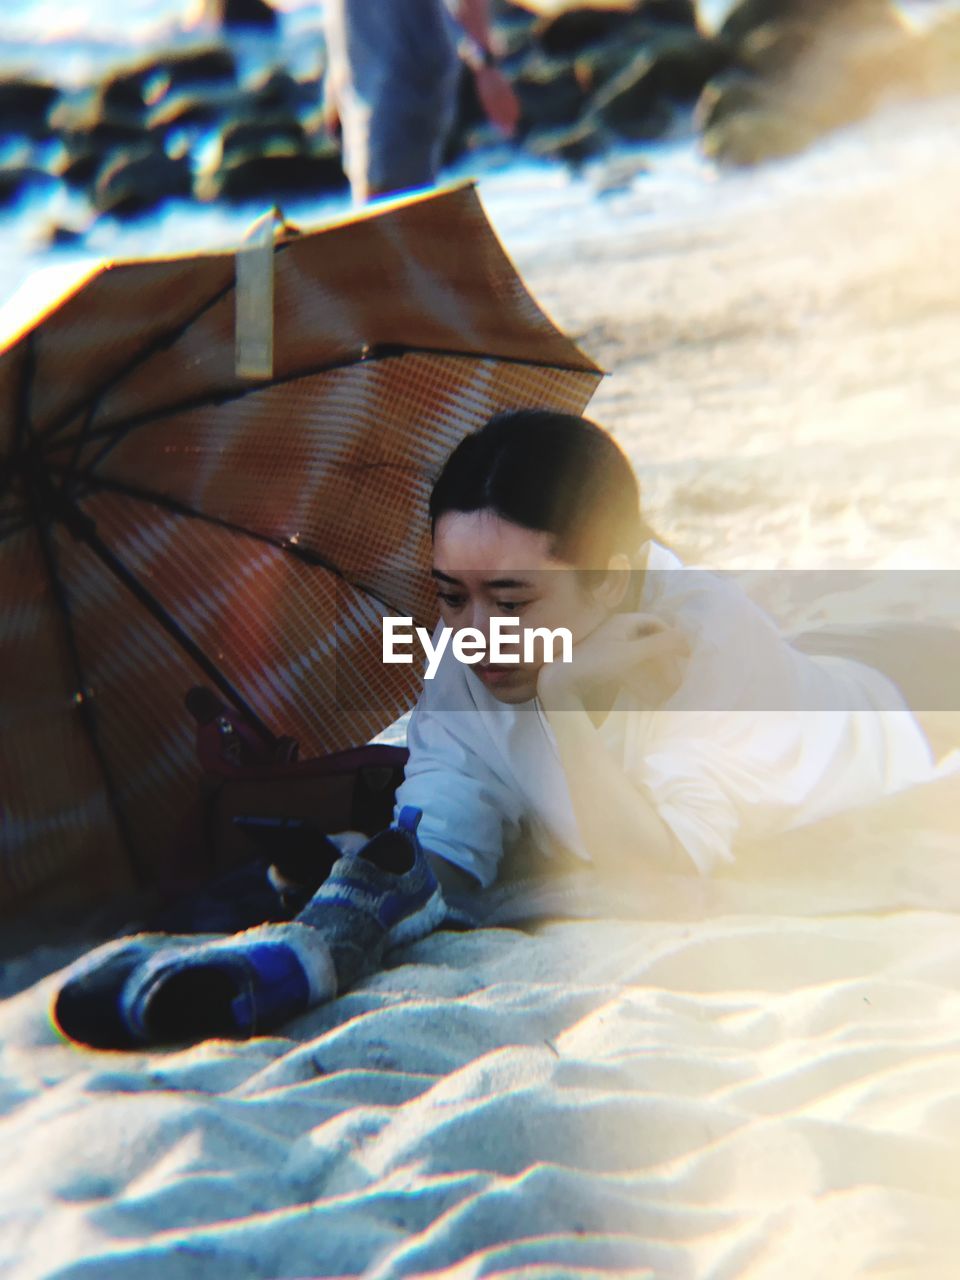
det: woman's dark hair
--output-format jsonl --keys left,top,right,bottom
{"left": 429, "top": 409, "right": 657, "bottom": 570}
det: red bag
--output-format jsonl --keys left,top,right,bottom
{"left": 177, "top": 688, "right": 407, "bottom": 884}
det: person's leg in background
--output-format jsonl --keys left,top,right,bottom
{"left": 323, "top": 0, "right": 461, "bottom": 204}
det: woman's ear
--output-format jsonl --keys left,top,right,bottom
{"left": 591, "top": 553, "right": 632, "bottom": 610}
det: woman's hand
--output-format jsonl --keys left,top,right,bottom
{"left": 538, "top": 612, "right": 689, "bottom": 710}
{"left": 454, "top": 0, "right": 521, "bottom": 136}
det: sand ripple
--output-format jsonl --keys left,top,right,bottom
{"left": 2, "top": 891, "right": 960, "bottom": 1278}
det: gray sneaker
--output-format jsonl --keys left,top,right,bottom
{"left": 294, "top": 806, "right": 447, "bottom": 989}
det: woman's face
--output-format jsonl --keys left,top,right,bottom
{"left": 431, "top": 509, "right": 611, "bottom": 704}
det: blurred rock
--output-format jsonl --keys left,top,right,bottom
{"left": 0, "top": 141, "right": 31, "bottom": 168}
{"left": 642, "top": 0, "right": 697, "bottom": 25}
{"left": 513, "top": 56, "right": 587, "bottom": 132}
{"left": 36, "top": 220, "right": 91, "bottom": 248}
{"left": 0, "top": 78, "right": 59, "bottom": 140}
{"left": 93, "top": 146, "right": 193, "bottom": 218}
{"left": 50, "top": 100, "right": 149, "bottom": 149}
{"left": 82, "top": 122, "right": 149, "bottom": 155}
{"left": 535, "top": 1, "right": 696, "bottom": 58}
{"left": 199, "top": 0, "right": 279, "bottom": 31}
{"left": 697, "top": 0, "right": 914, "bottom": 165}
{"left": 647, "top": 32, "right": 730, "bottom": 99}
{"left": 590, "top": 34, "right": 728, "bottom": 139}
{"left": 695, "top": 72, "right": 763, "bottom": 132}
{"left": 718, "top": 0, "right": 888, "bottom": 47}
{"left": 592, "top": 153, "right": 650, "bottom": 195}
{"left": 525, "top": 116, "right": 610, "bottom": 165}
{"left": 910, "top": 14, "right": 960, "bottom": 98}
{"left": 733, "top": 19, "right": 820, "bottom": 78}
{"left": 573, "top": 39, "right": 647, "bottom": 95}
{"left": 70, "top": 53, "right": 235, "bottom": 171}
{"left": 12, "top": 0, "right": 958, "bottom": 216}
{"left": 491, "top": 7, "right": 539, "bottom": 62}
{"left": 98, "top": 72, "right": 149, "bottom": 124}
{"left": 198, "top": 141, "right": 347, "bottom": 201}
{"left": 161, "top": 45, "right": 239, "bottom": 90}
{"left": 103, "top": 46, "right": 237, "bottom": 107}
{"left": 52, "top": 137, "right": 114, "bottom": 189}
{"left": 592, "top": 91, "right": 674, "bottom": 142}
{"left": 148, "top": 87, "right": 242, "bottom": 135}
{"left": 701, "top": 95, "right": 819, "bottom": 165}
{"left": 147, "top": 69, "right": 320, "bottom": 142}
{"left": 491, "top": 0, "right": 536, "bottom": 19}
{"left": 249, "top": 68, "right": 320, "bottom": 114}
{"left": 697, "top": 73, "right": 820, "bottom": 163}
{"left": 572, "top": 19, "right": 725, "bottom": 90}
{"left": 722, "top": 0, "right": 906, "bottom": 87}
{"left": 797, "top": 23, "right": 914, "bottom": 132}
{"left": 218, "top": 117, "right": 307, "bottom": 165}
{"left": 53, "top": 146, "right": 97, "bottom": 189}
{"left": 536, "top": 8, "right": 645, "bottom": 57}
{"left": 0, "top": 165, "right": 54, "bottom": 207}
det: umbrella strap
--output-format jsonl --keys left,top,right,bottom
{"left": 235, "top": 207, "right": 288, "bottom": 381}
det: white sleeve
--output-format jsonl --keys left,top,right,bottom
{"left": 624, "top": 572, "right": 936, "bottom": 876}
{"left": 628, "top": 708, "right": 843, "bottom": 874}
{"left": 393, "top": 682, "right": 526, "bottom": 890}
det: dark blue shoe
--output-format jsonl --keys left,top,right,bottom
{"left": 53, "top": 924, "right": 336, "bottom": 1048}
{"left": 54, "top": 938, "right": 158, "bottom": 1050}
{"left": 52, "top": 810, "right": 444, "bottom": 1048}
{"left": 295, "top": 806, "right": 447, "bottom": 989}
{"left": 123, "top": 924, "right": 336, "bottom": 1042}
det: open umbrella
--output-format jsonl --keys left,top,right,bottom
{"left": 0, "top": 183, "right": 601, "bottom": 916}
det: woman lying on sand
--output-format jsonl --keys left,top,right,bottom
{"left": 389, "top": 408, "right": 936, "bottom": 890}
{"left": 54, "top": 409, "right": 944, "bottom": 1048}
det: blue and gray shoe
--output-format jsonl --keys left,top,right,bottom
{"left": 52, "top": 808, "right": 444, "bottom": 1048}
{"left": 124, "top": 923, "right": 336, "bottom": 1042}
{"left": 53, "top": 923, "right": 337, "bottom": 1048}
{"left": 295, "top": 806, "right": 447, "bottom": 990}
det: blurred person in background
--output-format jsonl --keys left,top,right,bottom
{"left": 323, "top": 0, "right": 520, "bottom": 203}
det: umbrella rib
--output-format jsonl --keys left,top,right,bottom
{"left": 0, "top": 334, "right": 37, "bottom": 498}
{"left": 42, "top": 274, "right": 239, "bottom": 445}
{"left": 0, "top": 517, "right": 31, "bottom": 541}
{"left": 25, "top": 490, "right": 149, "bottom": 889}
{"left": 64, "top": 509, "right": 282, "bottom": 747}
{"left": 51, "top": 344, "right": 600, "bottom": 459}
{"left": 65, "top": 400, "right": 100, "bottom": 488}
{"left": 47, "top": 464, "right": 411, "bottom": 620}
{"left": 14, "top": 331, "right": 148, "bottom": 887}
{"left": 14, "top": 332, "right": 36, "bottom": 456}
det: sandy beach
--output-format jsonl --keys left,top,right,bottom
{"left": 3, "top": 91, "right": 960, "bottom": 1278}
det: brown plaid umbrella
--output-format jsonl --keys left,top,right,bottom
{"left": 0, "top": 183, "right": 601, "bottom": 916}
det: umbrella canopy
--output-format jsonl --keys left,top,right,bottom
{"left": 0, "top": 183, "right": 602, "bottom": 916}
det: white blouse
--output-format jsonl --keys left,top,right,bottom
{"left": 394, "top": 542, "right": 937, "bottom": 887}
